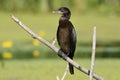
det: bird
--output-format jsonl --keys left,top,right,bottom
{"left": 53, "top": 7, "right": 77, "bottom": 75}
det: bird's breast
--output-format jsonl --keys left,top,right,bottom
{"left": 57, "top": 26, "right": 71, "bottom": 53}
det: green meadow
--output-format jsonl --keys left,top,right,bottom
{"left": 0, "top": 12, "right": 120, "bottom": 58}
{"left": 0, "top": 1, "right": 120, "bottom": 80}
{"left": 0, "top": 12, "right": 120, "bottom": 80}
{"left": 0, "top": 59, "right": 119, "bottom": 80}
{"left": 0, "top": 12, "right": 120, "bottom": 42}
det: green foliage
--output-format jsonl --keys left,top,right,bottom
{"left": 85, "top": 0, "right": 120, "bottom": 15}
{"left": 0, "top": 0, "right": 74, "bottom": 12}
{"left": 0, "top": 0, "right": 120, "bottom": 15}
{"left": 0, "top": 0, "right": 40, "bottom": 12}
{"left": 86, "top": 0, "right": 104, "bottom": 8}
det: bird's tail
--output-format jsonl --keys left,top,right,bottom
{"left": 69, "top": 63, "right": 74, "bottom": 75}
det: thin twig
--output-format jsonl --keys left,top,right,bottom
{"left": 56, "top": 64, "right": 68, "bottom": 80}
{"left": 56, "top": 76, "right": 60, "bottom": 80}
{"left": 89, "top": 27, "right": 96, "bottom": 80}
{"left": 61, "top": 64, "right": 69, "bottom": 80}
{"left": 11, "top": 15, "right": 104, "bottom": 80}
{"left": 52, "top": 38, "right": 56, "bottom": 45}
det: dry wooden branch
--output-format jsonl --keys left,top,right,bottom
{"left": 52, "top": 38, "right": 56, "bottom": 45}
{"left": 61, "top": 64, "right": 69, "bottom": 80}
{"left": 89, "top": 27, "right": 96, "bottom": 80}
{"left": 57, "top": 64, "right": 69, "bottom": 80}
{"left": 11, "top": 15, "right": 104, "bottom": 80}
{"left": 56, "top": 76, "right": 60, "bottom": 80}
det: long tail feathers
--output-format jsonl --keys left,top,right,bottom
{"left": 69, "top": 63, "right": 74, "bottom": 75}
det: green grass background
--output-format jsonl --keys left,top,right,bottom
{"left": 0, "top": 12, "right": 120, "bottom": 58}
{"left": 0, "top": 12, "right": 120, "bottom": 80}
{"left": 0, "top": 12, "right": 120, "bottom": 42}
{"left": 0, "top": 59, "right": 119, "bottom": 80}
{"left": 0, "top": 1, "right": 120, "bottom": 79}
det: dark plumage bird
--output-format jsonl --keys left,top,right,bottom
{"left": 53, "top": 7, "right": 76, "bottom": 75}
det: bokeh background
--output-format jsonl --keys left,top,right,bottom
{"left": 0, "top": 0, "right": 120, "bottom": 80}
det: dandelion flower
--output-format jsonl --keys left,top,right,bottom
{"left": 32, "top": 50, "right": 40, "bottom": 58}
{"left": 2, "top": 41, "right": 13, "bottom": 48}
{"left": 33, "top": 39, "right": 40, "bottom": 46}
{"left": 39, "top": 31, "right": 45, "bottom": 37}
{"left": 2, "top": 52, "right": 13, "bottom": 59}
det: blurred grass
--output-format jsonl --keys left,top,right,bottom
{"left": 0, "top": 59, "right": 119, "bottom": 80}
{"left": 0, "top": 12, "right": 120, "bottom": 58}
{"left": 0, "top": 12, "right": 120, "bottom": 42}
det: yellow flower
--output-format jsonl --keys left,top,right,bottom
{"left": 39, "top": 31, "right": 45, "bottom": 37}
{"left": 32, "top": 50, "right": 40, "bottom": 58}
{"left": 2, "top": 52, "right": 13, "bottom": 59}
{"left": 33, "top": 39, "right": 40, "bottom": 46}
{"left": 2, "top": 41, "right": 13, "bottom": 48}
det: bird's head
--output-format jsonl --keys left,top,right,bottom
{"left": 53, "top": 7, "right": 71, "bottom": 19}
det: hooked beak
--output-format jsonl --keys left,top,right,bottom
{"left": 52, "top": 10, "right": 63, "bottom": 14}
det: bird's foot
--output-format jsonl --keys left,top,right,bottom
{"left": 58, "top": 49, "right": 63, "bottom": 58}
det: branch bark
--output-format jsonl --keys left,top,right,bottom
{"left": 89, "top": 27, "right": 96, "bottom": 80}
{"left": 11, "top": 15, "right": 104, "bottom": 80}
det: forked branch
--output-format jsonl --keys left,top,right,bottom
{"left": 11, "top": 15, "right": 104, "bottom": 80}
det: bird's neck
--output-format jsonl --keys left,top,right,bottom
{"left": 62, "top": 14, "right": 70, "bottom": 20}
{"left": 59, "top": 15, "right": 70, "bottom": 23}
{"left": 59, "top": 18, "right": 67, "bottom": 25}
{"left": 59, "top": 15, "right": 70, "bottom": 25}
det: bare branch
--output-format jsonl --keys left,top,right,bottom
{"left": 56, "top": 64, "right": 68, "bottom": 80}
{"left": 61, "top": 64, "right": 69, "bottom": 80}
{"left": 89, "top": 27, "right": 96, "bottom": 80}
{"left": 11, "top": 15, "right": 104, "bottom": 80}
{"left": 52, "top": 38, "right": 56, "bottom": 45}
{"left": 56, "top": 76, "right": 60, "bottom": 80}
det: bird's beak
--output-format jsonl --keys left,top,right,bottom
{"left": 52, "top": 10, "right": 63, "bottom": 14}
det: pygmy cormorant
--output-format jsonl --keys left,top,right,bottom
{"left": 53, "top": 7, "right": 77, "bottom": 74}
